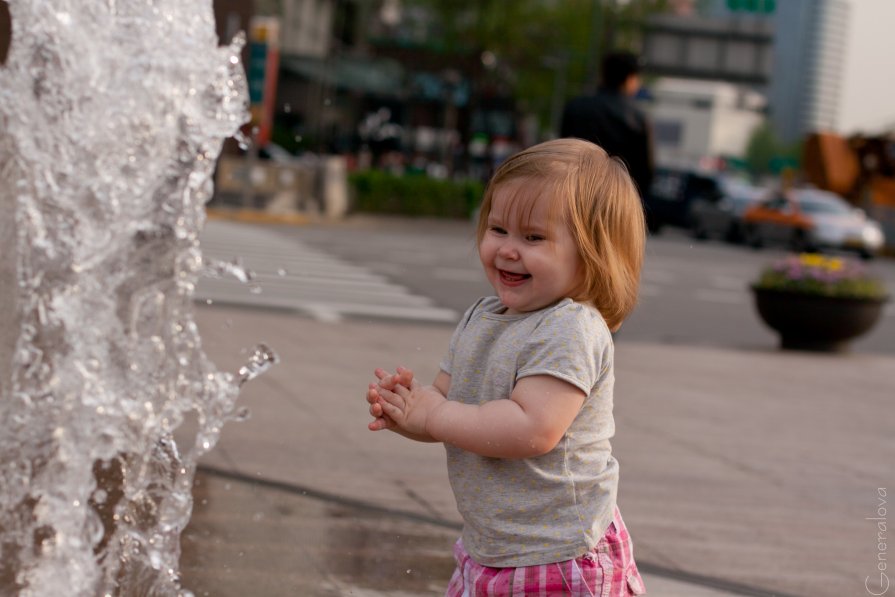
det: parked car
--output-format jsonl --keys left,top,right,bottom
{"left": 689, "top": 178, "right": 765, "bottom": 243}
{"left": 645, "top": 167, "right": 739, "bottom": 234}
{"left": 741, "top": 188, "right": 886, "bottom": 258}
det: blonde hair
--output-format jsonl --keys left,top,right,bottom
{"left": 475, "top": 138, "right": 645, "bottom": 331}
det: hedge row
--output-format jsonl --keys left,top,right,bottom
{"left": 348, "top": 170, "right": 484, "bottom": 219}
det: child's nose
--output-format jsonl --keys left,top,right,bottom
{"left": 497, "top": 241, "right": 519, "bottom": 260}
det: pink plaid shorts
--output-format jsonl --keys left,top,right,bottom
{"left": 444, "top": 507, "right": 646, "bottom": 596}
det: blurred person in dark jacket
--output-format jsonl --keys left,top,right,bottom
{"left": 561, "top": 51, "right": 654, "bottom": 205}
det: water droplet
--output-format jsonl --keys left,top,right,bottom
{"left": 277, "top": 268, "right": 287, "bottom": 277}
{"left": 234, "top": 130, "right": 252, "bottom": 150}
{"left": 231, "top": 406, "right": 251, "bottom": 422}
{"left": 237, "top": 343, "right": 279, "bottom": 386}
{"left": 202, "top": 258, "right": 254, "bottom": 284}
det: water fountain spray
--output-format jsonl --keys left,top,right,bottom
{"left": 0, "top": 2, "right": 263, "bottom": 594}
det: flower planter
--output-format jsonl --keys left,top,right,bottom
{"left": 751, "top": 287, "right": 888, "bottom": 352}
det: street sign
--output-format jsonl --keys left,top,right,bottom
{"left": 726, "top": 0, "right": 775, "bottom": 13}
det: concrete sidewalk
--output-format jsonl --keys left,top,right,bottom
{"left": 183, "top": 305, "right": 894, "bottom": 596}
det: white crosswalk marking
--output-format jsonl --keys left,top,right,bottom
{"left": 195, "top": 220, "right": 458, "bottom": 323}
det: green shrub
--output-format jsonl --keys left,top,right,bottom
{"left": 348, "top": 170, "right": 484, "bottom": 219}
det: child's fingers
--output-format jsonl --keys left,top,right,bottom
{"left": 368, "top": 416, "right": 390, "bottom": 431}
{"left": 375, "top": 367, "right": 414, "bottom": 392}
{"left": 378, "top": 399, "right": 402, "bottom": 421}
{"left": 376, "top": 386, "right": 403, "bottom": 408}
{"left": 388, "top": 382, "right": 410, "bottom": 399}
{"left": 367, "top": 383, "right": 380, "bottom": 404}
{"left": 395, "top": 366, "right": 413, "bottom": 385}
{"left": 374, "top": 367, "right": 394, "bottom": 385}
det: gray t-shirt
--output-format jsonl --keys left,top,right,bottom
{"left": 439, "top": 296, "right": 618, "bottom": 567}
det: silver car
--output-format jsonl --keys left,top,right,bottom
{"left": 741, "top": 188, "right": 886, "bottom": 259}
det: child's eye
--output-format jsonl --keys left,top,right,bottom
{"left": 525, "top": 234, "right": 545, "bottom": 242}
{"left": 490, "top": 226, "right": 507, "bottom": 235}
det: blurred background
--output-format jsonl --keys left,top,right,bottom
{"left": 192, "top": 0, "right": 894, "bottom": 249}
{"left": 4, "top": 0, "right": 891, "bottom": 242}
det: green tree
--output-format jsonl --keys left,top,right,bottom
{"left": 402, "top": 0, "right": 670, "bottom": 136}
{"left": 746, "top": 121, "right": 802, "bottom": 176}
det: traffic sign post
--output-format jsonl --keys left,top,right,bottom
{"left": 247, "top": 17, "right": 280, "bottom": 148}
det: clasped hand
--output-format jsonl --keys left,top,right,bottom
{"left": 366, "top": 366, "right": 444, "bottom": 438}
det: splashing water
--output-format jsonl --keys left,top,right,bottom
{"left": 202, "top": 257, "right": 255, "bottom": 284}
{"left": 238, "top": 344, "right": 280, "bottom": 387}
{"left": 0, "top": 1, "right": 261, "bottom": 595}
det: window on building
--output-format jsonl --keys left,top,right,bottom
{"left": 654, "top": 120, "right": 683, "bottom": 147}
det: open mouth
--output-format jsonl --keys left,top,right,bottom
{"left": 499, "top": 270, "right": 531, "bottom": 284}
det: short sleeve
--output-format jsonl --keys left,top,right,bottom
{"left": 439, "top": 298, "right": 485, "bottom": 375}
{"left": 516, "top": 303, "right": 610, "bottom": 396}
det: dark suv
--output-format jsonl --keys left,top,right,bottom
{"left": 645, "top": 167, "right": 726, "bottom": 233}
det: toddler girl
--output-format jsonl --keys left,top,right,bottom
{"left": 366, "top": 138, "right": 646, "bottom": 596}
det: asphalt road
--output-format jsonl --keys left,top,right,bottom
{"left": 271, "top": 216, "right": 895, "bottom": 355}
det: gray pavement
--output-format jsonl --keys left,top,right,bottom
{"left": 182, "top": 303, "right": 894, "bottom": 596}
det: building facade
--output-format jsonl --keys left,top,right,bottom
{"left": 647, "top": 0, "right": 853, "bottom": 146}
{"left": 768, "top": 0, "right": 850, "bottom": 143}
{"left": 648, "top": 78, "right": 766, "bottom": 167}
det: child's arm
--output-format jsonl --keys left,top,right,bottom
{"left": 376, "top": 373, "right": 585, "bottom": 459}
{"left": 366, "top": 367, "right": 450, "bottom": 442}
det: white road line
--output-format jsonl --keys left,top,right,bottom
{"left": 199, "top": 279, "right": 435, "bottom": 307}
{"left": 196, "top": 221, "right": 458, "bottom": 324}
{"left": 372, "top": 263, "right": 406, "bottom": 277}
{"left": 199, "top": 291, "right": 457, "bottom": 323}
{"left": 303, "top": 305, "right": 343, "bottom": 324}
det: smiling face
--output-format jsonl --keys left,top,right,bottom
{"left": 479, "top": 179, "right": 583, "bottom": 314}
